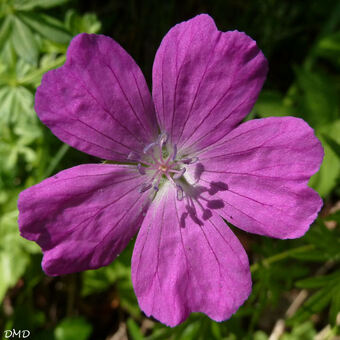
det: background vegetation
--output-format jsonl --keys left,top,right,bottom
{"left": 0, "top": 0, "right": 339, "bottom": 339}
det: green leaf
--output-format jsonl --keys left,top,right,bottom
{"left": 0, "top": 210, "right": 30, "bottom": 302}
{"left": 309, "top": 121, "right": 340, "bottom": 196}
{"left": 0, "top": 86, "right": 13, "bottom": 122}
{"left": 13, "top": 0, "right": 70, "bottom": 11}
{"left": 292, "top": 224, "right": 340, "bottom": 262}
{"left": 54, "top": 317, "right": 92, "bottom": 340}
{"left": 10, "top": 304, "right": 45, "bottom": 332}
{"left": 16, "top": 58, "right": 33, "bottom": 78}
{"left": 294, "top": 67, "right": 338, "bottom": 128}
{"left": 330, "top": 288, "right": 340, "bottom": 325}
{"left": 281, "top": 321, "right": 316, "bottom": 340}
{"left": 11, "top": 16, "right": 38, "bottom": 64}
{"left": 0, "top": 251, "right": 29, "bottom": 302}
{"left": 0, "top": 86, "right": 35, "bottom": 124}
{"left": 296, "top": 271, "right": 340, "bottom": 289}
{"left": 82, "top": 260, "right": 130, "bottom": 296}
{"left": 0, "top": 40, "right": 17, "bottom": 68}
{"left": 316, "top": 31, "right": 340, "bottom": 66}
{"left": 19, "top": 54, "right": 66, "bottom": 87}
{"left": 19, "top": 12, "right": 71, "bottom": 44}
{"left": 127, "top": 318, "right": 144, "bottom": 340}
{"left": 322, "top": 134, "right": 340, "bottom": 159}
{"left": 65, "top": 9, "right": 102, "bottom": 35}
{"left": 288, "top": 285, "right": 334, "bottom": 324}
{"left": 254, "top": 331, "right": 269, "bottom": 340}
{"left": 326, "top": 210, "right": 340, "bottom": 223}
{"left": 82, "top": 241, "right": 134, "bottom": 296}
{"left": 118, "top": 278, "right": 141, "bottom": 319}
{"left": 0, "top": 16, "right": 12, "bottom": 49}
{"left": 253, "top": 90, "right": 294, "bottom": 118}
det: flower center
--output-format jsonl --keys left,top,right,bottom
{"left": 128, "top": 132, "right": 198, "bottom": 200}
{"left": 159, "top": 165, "right": 168, "bottom": 172}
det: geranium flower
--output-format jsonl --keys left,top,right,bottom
{"left": 18, "top": 14, "right": 323, "bottom": 326}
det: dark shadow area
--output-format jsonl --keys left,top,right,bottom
{"left": 180, "top": 163, "right": 229, "bottom": 228}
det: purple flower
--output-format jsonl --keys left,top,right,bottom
{"left": 18, "top": 14, "right": 323, "bottom": 326}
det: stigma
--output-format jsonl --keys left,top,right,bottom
{"left": 128, "top": 133, "right": 198, "bottom": 200}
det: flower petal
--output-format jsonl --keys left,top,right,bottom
{"left": 152, "top": 14, "right": 267, "bottom": 152}
{"left": 36, "top": 34, "right": 158, "bottom": 161}
{"left": 192, "top": 117, "right": 324, "bottom": 239}
{"left": 131, "top": 185, "right": 251, "bottom": 327}
{"left": 18, "top": 164, "right": 150, "bottom": 275}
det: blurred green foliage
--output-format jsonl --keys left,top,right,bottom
{"left": 0, "top": 0, "right": 339, "bottom": 339}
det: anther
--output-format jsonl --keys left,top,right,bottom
{"left": 143, "top": 142, "right": 156, "bottom": 154}
{"left": 176, "top": 185, "right": 184, "bottom": 201}
{"left": 128, "top": 151, "right": 140, "bottom": 161}
{"left": 182, "top": 157, "right": 199, "bottom": 164}
{"left": 137, "top": 163, "right": 146, "bottom": 175}
{"left": 140, "top": 183, "right": 152, "bottom": 193}
{"left": 173, "top": 167, "right": 186, "bottom": 179}
{"left": 158, "top": 132, "right": 168, "bottom": 147}
{"left": 172, "top": 144, "right": 177, "bottom": 161}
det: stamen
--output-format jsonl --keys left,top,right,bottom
{"left": 176, "top": 185, "right": 184, "bottom": 201}
{"left": 152, "top": 173, "right": 162, "bottom": 192}
{"left": 149, "top": 153, "right": 159, "bottom": 164}
{"left": 158, "top": 132, "right": 168, "bottom": 147}
{"left": 140, "top": 183, "right": 152, "bottom": 193}
{"left": 143, "top": 142, "right": 156, "bottom": 154}
{"left": 158, "top": 133, "right": 168, "bottom": 163}
{"left": 138, "top": 132, "right": 193, "bottom": 198}
{"left": 137, "top": 163, "right": 146, "bottom": 175}
{"left": 172, "top": 144, "right": 177, "bottom": 161}
{"left": 173, "top": 167, "right": 186, "bottom": 179}
{"left": 128, "top": 151, "right": 140, "bottom": 161}
{"left": 181, "top": 157, "right": 199, "bottom": 164}
{"left": 165, "top": 173, "right": 176, "bottom": 186}
{"left": 140, "top": 160, "right": 154, "bottom": 167}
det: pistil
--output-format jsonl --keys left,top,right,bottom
{"left": 134, "top": 132, "right": 197, "bottom": 201}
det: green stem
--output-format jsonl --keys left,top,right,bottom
{"left": 44, "top": 143, "right": 69, "bottom": 177}
{"left": 250, "top": 244, "right": 315, "bottom": 273}
{"left": 19, "top": 55, "right": 66, "bottom": 86}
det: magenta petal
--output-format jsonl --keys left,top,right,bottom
{"left": 18, "top": 164, "right": 150, "bottom": 275}
{"left": 152, "top": 14, "right": 267, "bottom": 151}
{"left": 131, "top": 187, "right": 251, "bottom": 327}
{"left": 195, "top": 117, "right": 324, "bottom": 239}
{"left": 35, "top": 34, "right": 158, "bottom": 161}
